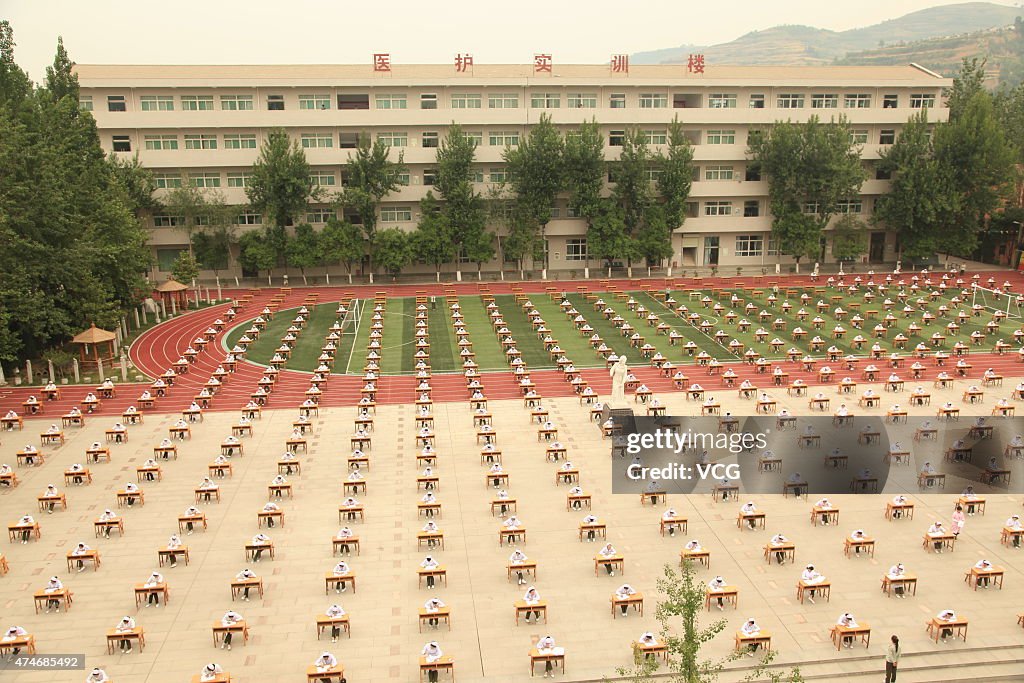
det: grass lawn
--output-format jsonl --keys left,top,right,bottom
{"left": 427, "top": 302, "right": 459, "bottom": 373}
{"left": 454, "top": 296, "right": 508, "bottom": 371}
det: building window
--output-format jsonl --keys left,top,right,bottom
{"left": 705, "top": 129, "right": 736, "bottom": 145}
{"left": 645, "top": 169, "right": 663, "bottom": 181}
{"left": 811, "top": 93, "right": 838, "bottom": 109}
{"left": 876, "top": 167, "right": 892, "bottom": 181}
{"left": 338, "top": 94, "right": 370, "bottom": 110}
{"left": 420, "top": 94, "right": 438, "bottom": 110}
{"left": 227, "top": 173, "right": 251, "bottom": 188}
{"left": 422, "top": 132, "right": 439, "bottom": 148}
{"left": 375, "top": 132, "right": 407, "bottom": 148}
{"left": 566, "top": 238, "right": 588, "bottom": 261}
{"left": 609, "top": 130, "right": 625, "bottom": 146}
{"left": 339, "top": 132, "right": 360, "bottom": 148}
{"left": 78, "top": 96, "right": 93, "bottom": 111}
{"left": 489, "top": 131, "right": 519, "bottom": 146}
{"left": 140, "top": 95, "right": 174, "bottom": 111}
{"left": 743, "top": 200, "right": 760, "bottom": 217}
{"left": 221, "top": 95, "right": 253, "bottom": 110}
{"left": 423, "top": 169, "right": 438, "bottom": 186}
{"left": 154, "top": 173, "right": 182, "bottom": 189}
{"left": 301, "top": 133, "right": 333, "bottom": 149}
{"left": 223, "top": 133, "right": 257, "bottom": 149}
{"left": 639, "top": 93, "right": 668, "bottom": 108}
{"left": 180, "top": 95, "right": 214, "bottom": 111}
{"left": 642, "top": 129, "right": 667, "bottom": 145}
{"left": 879, "top": 129, "right": 896, "bottom": 145}
{"left": 910, "top": 93, "right": 936, "bottom": 109}
{"left": 704, "top": 165, "right": 734, "bottom": 181}
{"left": 236, "top": 212, "right": 262, "bottom": 225}
{"left": 566, "top": 206, "right": 582, "bottom": 218}
{"left": 451, "top": 93, "right": 482, "bottom": 109}
{"left": 767, "top": 237, "right": 780, "bottom": 256}
{"left": 267, "top": 95, "right": 285, "bottom": 111}
{"left": 396, "top": 172, "right": 411, "bottom": 186}
{"left": 380, "top": 207, "right": 412, "bottom": 222}
{"left": 153, "top": 215, "right": 183, "bottom": 227}
{"left": 144, "top": 135, "right": 178, "bottom": 151}
{"left": 744, "top": 165, "right": 761, "bottom": 181}
{"left": 306, "top": 208, "right": 335, "bottom": 223}
{"left": 685, "top": 202, "right": 699, "bottom": 218}
{"left": 470, "top": 170, "right": 484, "bottom": 183}
{"left": 530, "top": 92, "right": 561, "bottom": 108}
{"left": 488, "top": 93, "right": 519, "bottom": 109}
{"left": 845, "top": 94, "right": 871, "bottom": 109}
{"left": 567, "top": 93, "right": 597, "bottom": 108}
{"left": 704, "top": 201, "right": 732, "bottom": 216}
{"left": 777, "top": 93, "right": 804, "bottom": 109}
{"left": 803, "top": 202, "right": 820, "bottom": 214}
{"left": 850, "top": 129, "right": 869, "bottom": 145}
{"left": 883, "top": 95, "right": 898, "bottom": 109}
{"left": 837, "top": 199, "right": 862, "bottom": 214}
{"left": 735, "top": 234, "right": 763, "bottom": 257}
{"left": 708, "top": 93, "right": 737, "bottom": 108}
{"left": 464, "top": 131, "right": 483, "bottom": 146}
{"left": 184, "top": 134, "right": 218, "bottom": 150}
{"left": 375, "top": 94, "right": 407, "bottom": 110}
{"left": 190, "top": 172, "right": 221, "bottom": 188}
{"left": 609, "top": 93, "right": 626, "bottom": 108}
{"left": 489, "top": 168, "right": 507, "bottom": 183}
{"left": 748, "top": 94, "right": 765, "bottom": 109}
{"left": 112, "top": 135, "right": 131, "bottom": 152}
{"left": 107, "top": 95, "right": 126, "bottom": 112}
{"left": 310, "top": 171, "right": 336, "bottom": 186}
{"left": 298, "top": 94, "right": 331, "bottom": 110}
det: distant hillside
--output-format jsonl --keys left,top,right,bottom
{"left": 631, "top": 2, "right": 1021, "bottom": 65}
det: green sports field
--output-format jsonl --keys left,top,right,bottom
{"left": 224, "top": 286, "right": 1007, "bottom": 375}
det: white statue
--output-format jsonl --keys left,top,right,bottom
{"left": 609, "top": 356, "right": 629, "bottom": 406}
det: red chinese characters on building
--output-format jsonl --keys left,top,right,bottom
{"left": 373, "top": 53, "right": 392, "bottom": 72}
{"left": 611, "top": 54, "right": 629, "bottom": 73}
{"left": 687, "top": 53, "right": 705, "bottom": 74}
{"left": 534, "top": 54, "right": 553, "bottom": 73}
{"left": 455, "top": 53, "right": 474, "bottom": 72}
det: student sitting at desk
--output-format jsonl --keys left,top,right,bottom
{"left": 961, "top": 487, "right": 979, "bottom": 515}
{"left": 422, "top": 598, "right": 444, "bottom": 629}
{"left": 197, "top": 478, "right": 218, "bottom": 501}
{"left": 684, "top": 539, "right": 702, "bottom": 556}
{"left": 506, "top": 549, "right": 530, "bottom": 585}
{"left": 422, "top": 641, "right": 444, "bottom": 682}
{"left": 890, "top": 495, "right": 908, "bottom": 519}
{"left": 740, "top": 618, "right": 763, "bottom": 656}
{"left": 113, "top": 616, "right": 136, "bottom": 653}
{"left": 974, "top": 559, "right": 995, "bottom": 588}
{"left": 887, "top": 563, "right": 908, "bottom": 597}
{"left": 802, "top": 565, "right": 826, "bottom": 603}
{"left": 769, "top": 533, "right": 789, "bottom": 564}
{"left": 935, "top": 609, "right": 957, "bottom": 641}
{"left": 521, "top": 586, "right": 544, "bottom": 622}
{"left": 0, "top": 463, "right": 12, "bottom": 485}
{"left": 421, "top": 492, "right": 438, "bottom": 517}
{"left": 708, "top": 576, "right": 728, "bottom": 610}
{"left": 567, "top": 486, "right": 585, "bottom": 510}
{"left": 614, "top": 584, "right": 637, "bottom": 617}
{"left": 70, "top": 542, "right": 91, "bottom": 572}
{"left": 637, "top": 631, "right": 659, "bottom": 659}
{"left": 166, "top": 534, "right": 184, "bottom": 568}
{"left": 219, "top": 610, "right": 243, "bottom": 649}
{"left": 41, "top": 484, "right": 61, "bottom": 513}
{"left": 86, "top": 667, "right": 111, "bottom": 682}
{"left": 42, "top": 576, "right": 63, "bottom": 612}
{"left": 581, "top": 514, "right": 599, "bottom": 541}
{"left": 3, "top": 626, "right": 29, "bottom": 661}
{"left": 156, "top": 438, "right": 174, "bottom": 458}
{"left": 16, "top": 514, "right": 35, "bottom": 543}
{"left": 662, "top": 509, "right": 683, "bottom": 537}
{"left": 420, "top": 556, "right": 440, "bottom": 588}
{"left": 20, "top": 444, "right": 38, "bottom": 465}
{"left": 837, "top": 613, "right": 859, "bottom": 648}
{"left": 421, "top": 520, "right": 441, "bottom": 549}
{"left": 927, "top": 522, "right": 946, "bottom": 552}
{"left": 236, "top": 567, "right": 259, "bottom": 599}
{"left": 143, "top": 571, "right": 164, "bottom": 606}
{"left": 598, "top": 543, "right": 619, "bottom": 576}
{"left": 740, "top": 501, "right": 759, "bottom": 529}
{"left": 920, "top": 462, "right": 938, "bottom": 487}
{"left": 1006, "top": 514, "right": 1022, "bottom": 547}
{"left": 849, "top": 529, "right": 869, "bottom": 554}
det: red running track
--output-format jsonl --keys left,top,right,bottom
{"left": 3, "top": 271, "right": 1024, "bottom": 416}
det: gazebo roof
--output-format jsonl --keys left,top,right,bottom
{"left": 155, "top": 278, "right": 189, "bottom": 293}
{"left": 72, "top": 323, "right": 117, "bottom": 344}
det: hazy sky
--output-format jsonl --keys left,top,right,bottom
{"left": 5, "top": 0, "right": 1020, "bottom": 79}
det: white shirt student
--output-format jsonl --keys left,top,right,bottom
{"left": 740, "top": 501, "right": 758, "bottom": 529}
{"left": 509, "top": 549, "right": 529, "bottom": 585}
{"left": 313, "top": 652, "right": 338, "bottom": 671}
{"left": 422, "top": 641, "right": 444, "bottom": 681}
{"left": 740, "top": 619, "right": 763, "bottom": 655}
{"left": 86, "top": 668, "right": 111, "bottom": 682}
{"left": 801, "top": 565, "right": 825, "bottom": 603}
{"left": 113, "top": 616, "right": 137, "bottom": 652}
{"left": 836, "top": 613, "right": 859, "bottom": 648}
{"left": 200, "top": 663, "right": 224, "bottom": 681}
{"left": 707, "top": 576, "right": 728, "bottom": 609}
{"left": 614, "top": 584, "right": 636, "bottom": 617}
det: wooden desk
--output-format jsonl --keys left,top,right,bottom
{"left": 154, "top": 445, "right": 178, "bottom": 460}
{"left": 338, "top": 504, "right": 365, "bottom": 523}
{"left": 209, "top": 462, "right": 233, "bottom": 478}
{"left": 681, "top": 549, "right": 710, "bottom": 568}
{"left": 499, "top": 527, "right": 526, "bottom": 545}
{"left": 195, "top": 487, "right": 221, "bottom": 503}
{"left": 880, "top": 574, "right": 917, "bottom": 597}
{"left": 8, "top": 521, "right": 40, "bottom": 542}
{"left": 231, "top": 577, "right": 264, "bottom": 600}
{"left": 420, "top": 655, "right": 454, "bottom": 682}
{"left": 37, "top": 492, "right": 67, "bottom": 512}
{"left": 763, "top": 542, "right": 795, "bottom": 564}
{"left": 33, "top": 588, "right": 73, "bottom": 613}
{"left": 611, "top": 591, "right": 644, "bottom": 618}
{"left": 594, "top": 553, "right": 625, "bottom": 576}
{"left": 40, "top": 431, "right": 65, "bottom": 446}
{"left": 0, "top": 634, "right": 36, "bottom": 658}
{"left": 1001, "top": 526, "right": 1024, "bottom": 547}
{"left": 885, "top": 502, "right": 914, "bottom": 521}
{"left": 158, "top": 545, "right": 189, "bottom": 566}
{"left": 660, "top": 517, "right": 687, "bottom": 536}
{"left": 507, "top": 560, "right": 537, "bottom": 582}
{"left": 491, "top": 498, "right": 517, "bottom": 516}
{"left": 418, "top": 502, "right": 441, "bottom": 519}
{"left": 735, "top": 630, "right": 772, "bottom": 653}
{"left": 579, "top": 520, "right": 607, "bottom": 541}
{"left": 965, "top": 565, "right": 1004, "bottom": 590}
{"left": 927, "top": 616, "right": 968, "bottom": 643}
{"left": 16, "top": 450, "right": 44, "bottom": 467}
{"left": 738, "top": 512, "right": 766, "bottom": 530}
{"left": 712, "top": 484, "right": 739, "bottom": 502}
{"left": 106, "top": 626, "right": 145, "bottom": 654}
{"left": 134, "top": 582, "right": 169, "bottom": 608}
{"left": 959, "top": 497, "right": 985, "bottom": 515}
{"left": 66, "top": 549, "right": 100, "bottom": 572}
{"left": 830, "top": 622, "right": 871, "bottom": 650}
{"left": 315, "top": 614, "right": 351, "bottom": 640}
{"left": 416, "top": 567, "right": 446, "bottom": 589}
{"left": 528, "top": 649, "right": 564, "bottom": 677}
{"left": 136, "top": 464, "right": 162, "bottom": 482}
{"left": 923, "top": 532, "right": 956, "bottom": 553}
{"left": 306, "top": 665, "right": 345, "bottom": 683}
{"left": 705, "top": 585, "right": 739, "bottom": 610}
{"left": 844, "top": 537, "right": 876, "bottom": 558}
{"left": 211, "top": 620, "right": 249, "bottom": 647}
{"left": 94, "top": 518, "right": 123, "bottom": 537}
{"left": 918, "top": 473, "right": 946, "bottom": 489}
{"left": 116, "top": 489, "right": 144, "bottom": 507}
{"left": 257, "top": 510, "right": 284, "bottom": 528}
{"left": 418, "top": 607, "right": 451, "bottom": 632}
{"left": 514, "top": 600, "right": 548, "bottom": 625}
{"left": 796, "top": 580, "right": 830, "bottom": 604}
{"left": 417, "top": 531, "right": 445, "bottom": 550}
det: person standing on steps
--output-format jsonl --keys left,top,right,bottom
{"left": 885, "top": 634, "right": 900, "bottom": 682}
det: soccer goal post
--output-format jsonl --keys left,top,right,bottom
{"left": 971, "top": 284, "right": 1023, "bottom": 318}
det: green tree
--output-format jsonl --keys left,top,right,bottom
{"left": 287, "top": 222, "right": 322, "bottom": 285}
{"left": 413, "top": 192, "right": 455, "bottom": 282}
{"left": 587, "top": 200, "right": 632, "bottom": 275}
{"left": 435, "top": 123, "right": 490, "bottom": 278}
{"left": 108, "top": 154, "right": 159, "bottom": 216}
{"left": 829, "top": 214, "right": 869, "bottom": 263}
{"left": 237, "top": 230, "right": 277, "bottom": 285}
{"left": 636, "top": 205, "right": 674, "bottom": 269}
{"left": 748, "top": 115, "right": 866, "bottom": 268}
{"left": 374, "top": 227, "right": 413, "bottom": 279}
{"left": 945, "top": 57, "right": 987, "bottom": 122}
{"left": 341, "top": 135, "right": 407, "bottom": 282}
{"left": 246, "top": 128, "right": 316, "bottom": 266}
{"left": 611, "top": 128, "right": 654, "bottom": 272}
{"left": 934, "top": 91, "right": 1014, "bottom": 257}
{"left": 163, "top": 180, "right": 208, "bottom": 256}
{"left": 503, "top": 113, "right": 564, "bottom": 273}
{"left": 656, "top": 117, "right": 695, "bottom": 233}
{"left": 44, "top": 36, "right": 78, "bottom": 103}
{"left": 875, "top": 111, "right": 961, "bottom": 259}
{"left": 564, "top": 119, "right": 606, "bottom": 223}
{"left": 321, "top": 216, "right": 365, "bottom": 284}
{"left": 171, "top": 251, "right": 199, "bottom": 286}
